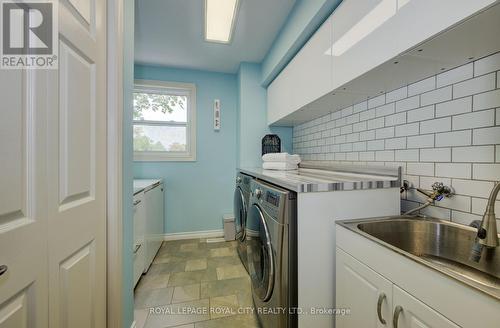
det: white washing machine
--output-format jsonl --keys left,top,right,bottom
{"left": 246, "top": 179, "right": 297, "bottom": 328}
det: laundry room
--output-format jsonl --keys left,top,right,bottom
{"left": 123, "top": 1, "right": 500, "bottom": 328}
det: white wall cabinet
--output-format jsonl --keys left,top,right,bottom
{"left": 267, "top": 0, "right": 498, "bottom": 125}
{"left": 267, "top": 16, "right": 333, "bottom": 125}
{"left": 336, "top": 248, "right": 460, "bottom": 328}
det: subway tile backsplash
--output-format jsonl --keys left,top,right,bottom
{"left": 293, "top": 52, "right": 500, "bottom": 226}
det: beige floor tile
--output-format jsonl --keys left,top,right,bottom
{"left": 209, "top": 247, "right": 234, "bottom": 258}
{"left": 168, "top": 270, "right": 216, "bottom": 287}
{"left": 135, "top": 287, "right": 174, "bottom": 309}
{"left": 149, "top": 261, "right": 186, "bottom": 275}
{"left": 207, "top": 256, "right": 241, "bottom": 268}
{"left": 194, "top": 313, "right": 260, "bottom": 328}
{"left": 145, "top": 299, "right": 210, "bottom": 328}
{"left": 136, "top": 273, "right": 170, "bottom": 291}
{"left": 180, "top": 243, "right": 199, "bottom": 252}
{"left": 216, "top": 264, "right": 247, "bottom": 280}
{"left": 209, "top": 294, "right": 239, "bottom": 319}
{"left": 185, "top": 259, "right": 207, "bottom": 271}
{"left": 172, "top": 284, "right": 200, "bottom": 304}
{"left": 200, "top": 277, "right": 251, "bottom": 299}
{"left": 134, "top": 309, "right": 149, "bottom": 328}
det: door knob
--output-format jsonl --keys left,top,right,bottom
{"left": 0, "top": 265, "right": 8, "bottom": 276}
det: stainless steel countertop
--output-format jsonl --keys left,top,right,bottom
{"left": 239, "top": 163, "right": 401, "bottom": 193}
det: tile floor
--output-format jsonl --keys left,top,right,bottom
{"left": 134, "top": 238, "right": 260, "bottom": 328}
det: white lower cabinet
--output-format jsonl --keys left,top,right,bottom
{"left": 133, "top": 193, "right": 145, "bottom": 287}
{"left": 336, "top": 248, "right": 460, "bottom": 328}
{"left": 392, "top": 286, "right": 460, "bottom": 328}
{"left": 337, "top": 248, "right": 393, "bottom": 328}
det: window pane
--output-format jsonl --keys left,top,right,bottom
{"left": 133, "top": 92, "right": 187, "bottom": 122}
{"left": 133, "top": 125, "right": 187, "bottom": 152}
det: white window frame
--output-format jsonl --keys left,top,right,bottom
{"left": 133, "top": 80, "right": 197, "bottom": 162}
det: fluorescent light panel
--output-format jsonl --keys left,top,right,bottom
{"left": 205, "top": 0, "right": 239, "bottom": 43}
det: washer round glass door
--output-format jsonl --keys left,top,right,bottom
{"left": 233, "top": 187, "right": 246, "bottom": 241}
{"left": 247, "top": 204, "right": 274, "bottom": 301}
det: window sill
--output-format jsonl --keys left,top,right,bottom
{"left": 133, "top": 152, "right": 196, "bottom": 162}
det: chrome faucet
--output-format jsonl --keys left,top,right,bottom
{"left": 470, "top": 181, "right": 500, "bottom": 262}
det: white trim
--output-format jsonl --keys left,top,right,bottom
{"left": 130, "top": 321, "right": 137, "bottom": 328}
{"left": 133, "top": 80, "right": 197, "bottom": 162}
{"left": 163, "top": 229, "right": 224, "bottom": 241}
{"left": 106, "top": 0, "right": 124, "bottom": 327}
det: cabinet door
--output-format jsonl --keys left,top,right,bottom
{"left": 392, "top": 286, "right": 460, "bottom": 328}
{"left": 133, "top": 193, "right": 145, "bottom": 287}
{"left": 144, "top": 183, "right": 164, "bottom": 271}
{"left": 336, "top": 248, "right": 393, "bottom": 328}
{"left": 290, "top": 15, "right": 333, "bottom": 110}
{"left": 267, "top": 64, "right": 294, "bottom": 125}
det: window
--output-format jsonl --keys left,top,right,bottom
{"left": 133, "top": 80, "right": 196, "bottom": 161}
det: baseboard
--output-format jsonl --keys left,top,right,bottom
{"left": 163, "top": 229, "right": 224, "bottom": 241}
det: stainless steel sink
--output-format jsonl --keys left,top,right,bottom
{"left": 338, "top": 216, "right": 500, "bottom": 300}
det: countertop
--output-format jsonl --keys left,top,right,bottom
{"left": 133, "top": 179, "right": 163, "bottom": 195}
{"left": 239, "top": 163, "right": 401, "bottom": 193}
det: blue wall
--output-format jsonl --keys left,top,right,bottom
{"left": 261, "top": 0, "right": 343, "bottom": 86}
{"left": 237, "top": 62, "right": 292, "bottom": 167}
{"left": 133, "top": 65, "right": 238, "bottom": 234}
{"left": 122, "top": 0, "right": 135, "bottom": 327}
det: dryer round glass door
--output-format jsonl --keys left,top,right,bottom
{"left": 247, "top": 204, "right": 274, "bottom": 302}
{"left": 233, "top": 187, "right": 246, "bottom": 241}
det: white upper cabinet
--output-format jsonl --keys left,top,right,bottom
{"left": 267, "top": 16, "right": 333, "bottom": 125}
{"left": 331, "top": 0, "right": 399, "bottom": 91}
{"left": 267, "top": 0, "right": 498, "bottom": 125}
{"left": 290, "top": 16, "right": 333, "bottom": 111}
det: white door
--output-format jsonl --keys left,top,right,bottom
{"left": 336, "top": 248, "right": 393, "bottom": 328}
{"left": 46, "top": 0, "right": 107, "bottom": 327}
{"left": 0, "top": 71, "right": 49, "bottom": 327}
{"left": 392, "top": 286, "right": 460, "bottom": 328}
{"left": 0, "top": 0, "right": 106, "bottom": 326}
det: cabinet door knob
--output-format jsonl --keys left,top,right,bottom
{"left": 393, "top": 305, "right": 403, "bottom": 328}
{"left": 377, "top": 292, "right": 387, "bottom": 324}
{"left": 0, "top": 265, "right": 8, "bottom": 276}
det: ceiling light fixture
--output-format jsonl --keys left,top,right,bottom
{"left": 204, "top": 0, "right": 239, "bottom": 44}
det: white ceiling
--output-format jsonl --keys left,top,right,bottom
{"left": 135, "top": 0, "right": 296, "bottom": 73}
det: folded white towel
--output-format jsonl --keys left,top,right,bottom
{"left": 262, "top": 152, "right": 301, "bottom": 165}
{"left": 262, "top": 162, "right": 298, "bottom": 171}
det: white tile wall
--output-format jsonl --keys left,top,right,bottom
{"left": 293, "top": 52, "right": 500, "bottom": 226}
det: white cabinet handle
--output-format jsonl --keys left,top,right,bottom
{"left": 377, "top": 293, "right": 387, "bottom": 324}
{"left": 393, "top": 305, "right": 403, "bottom": 328}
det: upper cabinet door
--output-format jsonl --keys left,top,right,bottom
{"left": 290, "top": 16, "right": 333, "bottom": 111}
{"left": 331, "top": 0, "right": 399, "bottom": 91}
{"left": 392, "top": 285, "right": 460, "bottom": 328}
{"left": 267, "top": 16, "right": 333, "bottom": 125}
{"left": 393, "top": 0, "right": 498, "bottom": 56}
{"left": 336, "top": 248, "right": 393, "bottom": 328}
